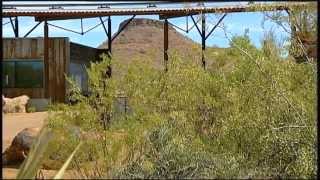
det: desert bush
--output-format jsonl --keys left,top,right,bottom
{"left": 43, "top": 32, "right": 316, "bottom": 179}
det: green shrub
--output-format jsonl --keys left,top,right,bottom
{"left": 43, "top": 34, "right": 316, "bottom": 179}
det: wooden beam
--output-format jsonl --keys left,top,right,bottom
{"left": 164, "top": 18, "right": 168, "bottom": 72}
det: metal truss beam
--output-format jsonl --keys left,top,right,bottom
{"left": 111, "top": 15, "right": 136, "bottom": 42}
{"left": 23, "top": 21, "right": 42, "bottom": 37}
{"left": 205, "top": 13, "right": 227, "bottom": 40}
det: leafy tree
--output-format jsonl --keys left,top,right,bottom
{"left": 263, "top": 2, "right": 317, "bottom": 62}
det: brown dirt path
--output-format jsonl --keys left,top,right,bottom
{"left": 2, "top": 112, "right": 47, "bottom": 152}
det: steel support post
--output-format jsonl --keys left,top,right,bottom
{"left": 14, "top": 17, "right": 19, "bottom": 37}
{"left": 107, "top": 16, "right": 112, "bottom": 55}
{"left": 164, "top": 19, "right": 168, "bottom": 72}
{"left": 201, "top": 13, "right": 206, "bottom": 69}
{"left": 44, "top": 20, "right": 49, "bottom": 98}
{"left": 106, "top": 16, "right": 112, "bottom": 78}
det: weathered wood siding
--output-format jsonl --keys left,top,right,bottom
{"left": 2, "top": 38, "right": 70, "bottom": 102}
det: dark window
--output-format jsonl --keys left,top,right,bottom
{"left": 2, "top": 62, "right": 15, "bottom": 88}
{"left": 2, "top": 60, "right": 44, "bottom": 88}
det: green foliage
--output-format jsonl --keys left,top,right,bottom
{"left": 17, "top": 128, "right": 53, "bottom": 179}
{"left": 27, "top": 106, "right": 36, "bottom": 113}
{"left": 44, "top": 32, "right": 316, "bottom": 179}
{"left": 262, "top": 2, "right": 317, "bottom": 62}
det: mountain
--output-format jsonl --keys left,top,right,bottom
{"left": 98, "top": 18, "right": 224, "bottom": 69}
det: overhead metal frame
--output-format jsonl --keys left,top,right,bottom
{"left": 2, "top": 2, "right": 308, "bottom": 73}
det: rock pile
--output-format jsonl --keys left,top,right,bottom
{"left": 2, "top": 127, "right": 40, "bottom": 165}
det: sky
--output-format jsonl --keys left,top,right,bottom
{"left": 2, "top": 1, "right": 291, "bottom": 49}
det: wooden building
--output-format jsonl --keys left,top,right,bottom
{"left": 2, "top": 37, "right": 102, "bottom": 103}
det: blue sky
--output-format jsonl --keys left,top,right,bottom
{"left": 2, "top": 2, "right": 290, "bottom": 49}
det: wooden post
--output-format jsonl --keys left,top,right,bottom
{"left": 164, "top": 19, "right": 168, "bottom": 72}
{"left": 201, "top": 13, "right": 206, "bottom": 69}
{"left": 14, "top": 17, "right": 19, "bottom": 37}
{"left": 44, "top": 20, "right": 49, "bottom": 98}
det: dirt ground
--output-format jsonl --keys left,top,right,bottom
{"left": 1, "top": 112, "right": 76, "bottom": 179}
{"left": 2, "top": 112, "right": 47, "bottom": 152}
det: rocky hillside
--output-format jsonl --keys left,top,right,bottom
{"left": 98, "top": 18, "right": 223, "bottom": 69}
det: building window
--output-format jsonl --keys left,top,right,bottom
{"left": 2, "top": 61, "right": 15, "bottom": 88}
{"left": 2, "top": 60, "right": 44, "bottom": 88}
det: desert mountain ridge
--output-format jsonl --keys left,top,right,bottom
{"left": 98, "top": 18, "right": 225, "bottom": 68}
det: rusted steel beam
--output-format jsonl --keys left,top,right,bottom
{"left": 111, "top": 15, "right": 136, "bottom": 42}
{"left": 105, "top": 16, "right": 112, "bottom": 78}
{"left": 159, "top": 13, "right": 197, "bottom": 20}
{"left": 35, "top": 16, "right": 98, "bottom": 21}
{"left": 83, "top": 17, "right": 108, "bottom": 34}
{"left": 99, "top": 17, "right": 109, "bottom": 37}
{"left": 23, "top": 21, "right": 42, "bottom": 37}
{"left": 167, "top": 21, "right": 187, "bottom": 33}
{"left": 81, "top": 18, "right": 83, "bottom": 34}
{"left": 3, "top": 1, "right": 174, "bottom": 8}
{"left": 2, "top": 21, "right": 11, "bottom": 26}
{"left": 107, "top": 16, "right": 112, "bottom": 54}
{"left": 191, "top": 15, "right": 202, "bottom": 36}
{"left": 9, "top": 17, "right": 16, "bottom": 36}
{"left": 14, "top": 16, "right": 19, "bottom": 37}
{"left": 44, "top": 20, "right": 49, "bottom": 98}
{"left": 48, "top": 23, "right": 82, "bottom": 35}
{"left": 205, "top": 13, "right": 227, "bottom": 40}
{"left": 164, "top": 18, "right": 168, "bottom": 72}
{"left": 3, "top": 3, "right": 305, "bottom": 18}
{"left": 201, "top": 13, "right": 206, "bottom": 69}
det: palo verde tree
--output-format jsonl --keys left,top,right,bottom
{"left": 262, "top": 2, "right": 317, "bottom": 63}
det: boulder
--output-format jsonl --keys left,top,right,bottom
{"left": 2, "top": 127, "right": 40, "bottom": 165}
{"left": 3, "top": 95, "right": 30, "bottom": 113}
